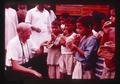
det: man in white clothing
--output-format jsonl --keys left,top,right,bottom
{"left": 25, "top": 3, "right": 51, "bottom": 49}
{"left": 25, "top": 2, "right": 51, "bottom": 78}
{"left": 5, "top": 4, "right": 18, "bottom": 50}
{"left": 5, "top": 22, "right": 42, "bottom": 80}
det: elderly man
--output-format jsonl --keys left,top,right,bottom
{"left": 5, "top": 22, "right": 42, "bottom": 80}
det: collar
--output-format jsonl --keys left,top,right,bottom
{"left": 35, "top": 6, "right": 45, "bottom": 12}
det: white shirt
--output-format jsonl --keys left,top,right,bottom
{"left": 25, "top": 6, "right": 51, "bottom": 48}
{"left": 61, "top": 33, "right": 76, "bottom": 54}
{"left": 49, "top": 10, "right": 56, "bottom": 24}
{"left": 5, "top": 36, "right": 37, "bottom": 66}
{"left": 5, "top": 7, "right": 18, "bottom": 49}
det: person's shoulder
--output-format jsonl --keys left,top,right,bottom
{"left": 9, "top": 7, "right": 17, "bottom": 13}
{"left": 44, "top": 9, "right": 50, "bottom": 14}
{"left": 27, "top": 7, "right": 36, "bottom": 13}
{"left": 87, "top": 35, "right": 98, "bottom": 42}
{"left": 7, "top": 36, "right": 18, "bottom": 47}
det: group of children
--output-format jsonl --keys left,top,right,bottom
{"left": 44, "top": 9, "right": 115, "bottom": 79}
{"left": 5, "top": 2, "right": 115, "bottom": 79}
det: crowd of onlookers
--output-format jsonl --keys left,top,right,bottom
{"left": 5, "top": 2, "right": 115, "bottom": 80}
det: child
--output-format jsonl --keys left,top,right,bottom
{"left": 71, "top": 16, "right": 99, "bottom": 79}
{"left": 58, "top": 18, "right": 77, "bottom": 79}
{"left": 46, "top": 20, "right": 62, "bottom": 79}
{"left": 97, "top": 20, "right": 115, "bottom": 79}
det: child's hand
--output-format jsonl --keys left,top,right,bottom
{"left": 60, "top": 37, "right": 66, "bottom": 45}
{"left": 70, "top": 43, "right": 78, "bottom": 51}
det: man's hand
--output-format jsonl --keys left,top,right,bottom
{"left": 31, "top": 26, "right": 41, "bottom": 33}
{"left": 32, "top": 70, "right": 42, "bottom": 78}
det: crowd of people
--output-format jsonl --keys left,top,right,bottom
{"left": 4, "top": 2, "right": 115, "bottom": 80}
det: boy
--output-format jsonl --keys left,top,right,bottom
{"left": 71, "top": 16, "right": 99, "bottom": 79}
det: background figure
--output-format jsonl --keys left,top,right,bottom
{"left": 17, "top": 3, "right": 27, "bottom": 23}
{"left": 25, "top": 3, "right": 51, "bottom": 49}
{"left": 97, "top": 20, "right": 115, "bottom": 79}
{"left": 44, "top": 4, "right": 56, "bottom": 24}
{"left": 5, "top": 4, "right": 18, "bottom": 50}
{"left": 25, "top": 2, "right": 51, "bottom": 78}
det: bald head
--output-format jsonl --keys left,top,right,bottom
{"left": 17, "top": 22, "right": 31, "bottom": 43}
{"left": 17, "top": 22, "right": 31, "bottom": 31}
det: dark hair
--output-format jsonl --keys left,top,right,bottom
{"left": 52, "top": 19, "right": 60, "bottom": 27}
{"left": 76, "top": 16, "right": 93, "bottom": 29}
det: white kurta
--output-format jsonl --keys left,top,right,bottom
{"left": 25, "top": 6, "right": 51, "bottom": 49}
{"left": 5, "top": 8, "right": 18, "bottom": 49}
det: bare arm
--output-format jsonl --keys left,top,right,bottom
{"left": 71, "top": 43, "right": 85, "bottom": 57}
{"left": 11, "top": 60, "right": 42, "bottom": 78}
{"left": 31, "top": 26, "right": 41, "bottom": 33}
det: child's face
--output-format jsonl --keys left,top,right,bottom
{"left": 65, "top": 23, "right": 74, "bottom": 32}
{"left": 52, "top": 25, "right": 60, "bottom": 35}
{"left": 76, "top": 22, "right": 87, "bottom": 36}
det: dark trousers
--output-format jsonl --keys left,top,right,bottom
{"left": 31, "top": 53, "right": 48, "bottom": 78}
{"left": 5, "top": 53, "right": 48, "bottom": 80}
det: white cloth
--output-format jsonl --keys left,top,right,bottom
{"left": 5, "top": 36, "right": 37, "bottom": 66}
{"left": 72, "top": 61, "right": 82, "bottom": 79}
{"left": 58, "top": 54, "right": 74, "bottom": 75}
{"left": 61, "top": 33, "right": 76, "bottom": 54}
{"left": 49, "top": 10, "right": 56, "bottom": 24}
{"left": 47, "top": 48, "right": 61, "bottom": 65}
{"left": 25, "top": 6, "right": 51, "bottom": 49}
{"left": 5, "top": 7, "right": 18, "bottom": 49}
{"left": 92, "top": 29, "right": 103, "bottom": 38}
{"left": 48, "top": 66, "right": 60, "bottom": 79}
{"left": 47, "top": 35, "right": 61, "bottom": 65}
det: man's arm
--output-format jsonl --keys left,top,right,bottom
{"left": 11, "top": 60, "right": 42, "bottom": 78}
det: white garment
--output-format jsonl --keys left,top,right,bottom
{"left": 5, "top": 7, "right": 18, "bottom": 49}
{"left": 48, "top": 66, "right": 60, "bottom": 79}
{"left": 5, "top": 36, "right": 37, "bottom": 66}
{"left": 25, "top": 6, "right": 51, "bottom": 49}
{"left": 92, "top": 29, "right": 103, "bottom": 38}
{"left": 72, "top": 61, "right": 82, "bottom": 79}
{"left": 49, "top": 10, "right": 56, "bottom": 24}
{"left": 61, "top": 33, "right": 76, "bottom": 54}
{"left": 58, "top": 54, "right": 74, "bottom": 75}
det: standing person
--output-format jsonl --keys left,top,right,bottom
{"left": 95, "top": 7, "right": 115, "bottom": 79}
{"left": 17, "top": 3, "right": 27, "bottom": 23}
{"left": 46, "top": 20, "right": 61, "bottom": 79}
{"left": 44, "top": 4, "right": 56, "bottom": 24}
{"left": 5, "top": 4, "right": 18, "bottom": 50}
{"left": 71, "top": 16, "right": 99, "bottom": 79}
{"left": 97, "top": 20, "right": 115, "bottom": 79}
{"left": 25, "top": 2, "right": 51, "bottom": 78}
{"left": 59, "top": 18, "right": 77, "bottom": 79}
{"left": 5, "top": 22, "right": 42, "bottom": 80}
{"left": 25, "top": 2, "right": 51, "bottom": 49}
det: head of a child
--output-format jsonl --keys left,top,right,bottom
{"left": 51, "top": 20, "right": 61, "bottom": 35}
{"left": 76, "top": 16, "right": 93, "bottom": 36}
{"left": 65, "top": 18, "right": 76, "bottom": 34}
